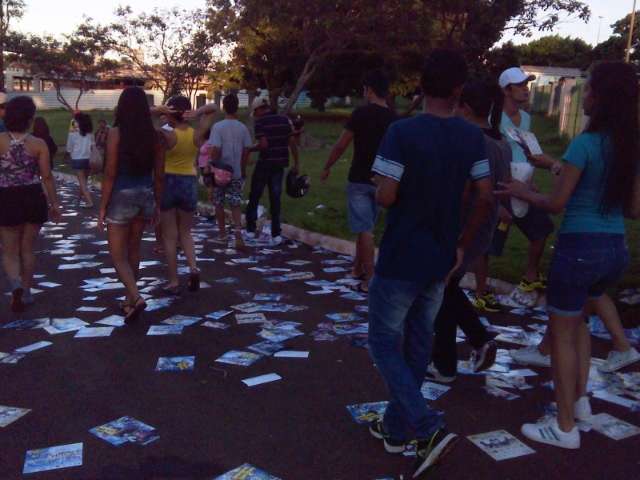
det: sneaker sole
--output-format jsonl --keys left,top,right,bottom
{"left": 368, "top": 425, "right": 405, "bottom": 454}
{"left": 413, "top": 433, "right": 458, "bottom": 478}
{"left": 425, "top": 373, "right": 456, "bottom": 383}
{"left": 474, "top": 343, "right": 497, "bottom": 373}
{"left": 598, "top": 354, "right": 640, "bottom": 373}
{"left": 368, "top": 424, "right": 384, "bottom": 440}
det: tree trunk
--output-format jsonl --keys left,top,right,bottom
{"left": 55, "top": 84, "right": 73, "bottom": 112}
{"left": 282, "top": 52, "right": 320, "bottom": 115}
{"left": 74, "top": 89, "right": 85, "bottom": 111}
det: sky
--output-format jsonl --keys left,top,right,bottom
{"left": 12, "top": 0, "right": 638, "bottom": 47}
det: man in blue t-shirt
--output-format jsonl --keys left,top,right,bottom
{"left": 367, "top": 50, "right": 494, "bottom": 477}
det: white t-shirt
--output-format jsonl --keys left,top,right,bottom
{"left": 67, "top": 132, "right": 94, "bottom": 160}
{"left": 209, "top": 119, "right": 252, "bottom": 179}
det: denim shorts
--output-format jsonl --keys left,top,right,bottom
{"left": 347, "top": 182, "right": 378, "bottom": 233}
{"left": 161, "top": 174, "right": 198, "bottom": 212}
{"left": 547, "top": 233, "right": 629, "bottom": 316}
{"left": 214, "top": 178, "right": 244, "bottom": 207}
{"left": 106, "top": 187, "right": 155, "bottom": 225}
{"left": 71, "top": 158, "right": 90, "bottom": 170}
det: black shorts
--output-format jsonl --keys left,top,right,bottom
{"left": 489, "top": 205, "right": 555, "bottom": 257}
{"left": 0, "top": 184, "right": 48, "bottom": 227}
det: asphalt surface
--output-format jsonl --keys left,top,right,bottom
{"left": 0, "top": 180, "right": 639, "bottom": 480}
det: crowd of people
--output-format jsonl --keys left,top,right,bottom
{"left": 0, "top": 47, "right": 639, "bottom": 477}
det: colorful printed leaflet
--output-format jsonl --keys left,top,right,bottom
{"left": 156, "top": 356, "right": 195, "bottom": 372}
{"left": 90, "top": 416, "right": 159, "bottom": 446}
{"left": 23, "top": 443, "right": 83, "bottom": 474}
{"left": 215, "top": 463, "right": 282, "bottom": 479}
{"left": 346, "top": 401, "right": 389, "bottom": 425}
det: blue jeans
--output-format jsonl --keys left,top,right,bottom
{"left": 347, "top": 182, "right": 379, "bottom": 233}
{"left": 245, "top": 163, "right": 284, "bottom": 236}
{"left": 368, "top": 274, "right": 446, "bottom": 441}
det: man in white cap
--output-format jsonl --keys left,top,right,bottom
{"left": 245, "top": 96, "right": 299, "bottom": 245}
{"left": 0, "top": 92, "right": 8, "bottom": 132}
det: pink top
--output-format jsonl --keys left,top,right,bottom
{"left": 198, "top": 143, "right": 213, "bottom": 169}
{"left": 0, "top": 134, "right": 40, "bottom": 188}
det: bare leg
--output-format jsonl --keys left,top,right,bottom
{"left": 587, "top": 295, "right": 631, "bottom": 352}
{"left": 0, "top": 226, "right": 22, "bottom": 285}
{"left": 76, "top": 170, "right": 93, "bottom": 206}
{"left": 127, "top": 218, "right": 146, "bottom": 281}
{"left": 359, "top": 231, "right": 375, "bottom": 285}
{"left": 549, "top": 313, "right": 581, "bottom": 432}
{"left": 20, "top": 223, "right": 41, "bottom": 291}
{"left": 474, "top": 255, "right": 490, "bottom": 296}
{"left": 107, "top": 223, "right": 140, "bottom": 304}
{"left": 177, "top": 209, "right": 197, "bottom": 272}
{"left": 215, "top": 205, "right": 227, "bottom": 238}
{"left": 352, "top": 235, "right": 363, "bottom": 278}
{"left": 161, "top": 210, "right": 179, "bottom": 288}
{"left": 575, "top": 320, "right": 591, "bottom": 399}
{"left": 524, "top": 238, "right": 547, "bottom": 282}
{"left": 231, "top": 206, "right": 245, "bottom": 249}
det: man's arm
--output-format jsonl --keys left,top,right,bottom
{"left": 321, "top": 130, "right": 354, "bottom": 181}
{"left": 289, "top": 135, "right": 300, "bottom": 173}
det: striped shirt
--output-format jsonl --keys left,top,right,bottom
{"left": 254, "top": 113, "right": 293, "bottom": 168}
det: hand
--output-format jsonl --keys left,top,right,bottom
{"left": 320, "top": 168, "right": 330, "bottom": 183}
{"left": 49, "top": 204, "right": 61, "bottom": 224}
{"left": 551, "top": 161, "right": 563, "bottom": 176}
{"left": 97, "top": 207, "right": 106, "bottom": 231}
{"left": 182, "top": 110, "right": 199, "bottom": 120}
{"left": 527, "top": 153, "right": 553, "bottom": 169}
{"left": 291, "top": 164, "right": 299, "bottom": 176}
{"left": 495, "top": 180, "right": 531, "bottom": 200}
{"left": 445, "top": 247, "right": 464, "bottom": 286}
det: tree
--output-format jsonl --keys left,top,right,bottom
{"left": 593, "top": 11, "right": 639, "bottom": 64}
{"left": 107, "top": 6, "right": 220, "bottom": 103}
{"left": 209, "top": 0, "right": 590, "bottom": 114}
{"left": 514, "top": 35, "right": 593, "bottom": 68}
{"left": 0, "top": 0, "right": 25, "bottom": 91}
{"left": 12, "top": 24, "right": 117, "bottom": 111}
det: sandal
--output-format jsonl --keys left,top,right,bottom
{"left": 188, "top": 271, "right": 200, "bottom": 292}
{"left": 162, "top": 285, "right": 182, "bottom": 296}
{"left": 124, "top": 296, "right": 147, "bottom": 325}
{"left": 351, "top": 281, "right": 369, "bottom": 294}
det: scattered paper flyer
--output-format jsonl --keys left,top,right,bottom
{"left": 242, "top": 373, "right": 282, "bottom": 387}
{"left": 96, "top": 315, "right": 125, "bottom": 327}
{"left": 346, "top": 401, "right": 389, "bottom": 424}
{"left": 162, "top": 315, "right": 202, "bottom": 326}
{"left": 0, "top": 405, "right": 31, "bottom": 427}
{"left": 273, "top": 351, "right": 309, "bottom": 359}
{"left": 77, "top": 306, "right": 107, "bottom": 313}
{"left": 216, "top": 350, "right": 262, "bottom": 367}
{"left": 147, "top": 325, "right": 184, "bottom": 336}
{"left": 484, "top": 385, "right": 520, "bottom": 401}
{"left": 156, "top": 356, "right": 195, "bottom": 372}
{"left": 44, "top": 318, "right": 89, "bottom": 335}
{"left": 202, "top": 321, "right": 230, "bottom": 330}
{"left": 236, "top": 313, "right": 267, "bottom": 325}
{"left": 589, "top": 413, "right": 640, "bottom": 440}
{"left": 74, "top": 327, "right": 114, "bottom": 338}
{"left": 23, "top": 442, "right": 83, "bottom": 474}
{"left": 215, "top": 463, "right": 282, "bottom": 479}
{"left": 207, "top": 310, "right": 233, "bottom": 320}
{"left": 467, "top": 430, "right": 535, "bottom": 461}
{"left": 421, "top": 382, "right": 451, "bottom": 401}
{"left": 14, "top": 341, "right": 52, "bottom": 354}
{"left": 248, "top": 341, "right": 284, "bottom": 356}
{"left": 90, "top": 416, "right": 159, "bottom": 446}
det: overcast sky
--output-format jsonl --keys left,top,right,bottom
{"left": 13, "top": 0, "right": 637, "bottom": 47}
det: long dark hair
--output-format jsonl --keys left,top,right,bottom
{"left": 460, "top": 80, "right": 504, "bottom": 139}
{"left": 586, "top": 62, "right": 639, "bottom": 212}
{"left": 75, "top": 113, "right": 93, "bottom": 137}
{"left": 32, "top": 117, "right": 51, "bottom": 138}
{"left": 114, "top": 87, "right": 157, "bottom": 175}
{"left": 166, "top": 95, "right": 191, "bottom": 123}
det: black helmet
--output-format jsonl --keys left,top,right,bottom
{"left": 286, "top": 170, "right": 310, "bottom": 198}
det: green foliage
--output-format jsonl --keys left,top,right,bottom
{"left": 516, "top": 35, "right": 593, "bottom": 68}
{"left": 592, "top": 10, "right": 639, "bottom": 64}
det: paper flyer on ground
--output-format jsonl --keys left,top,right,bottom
{"left": 156, "top": 356, "right": 195, "bottom": 372}
{"left": 90, "top": 416, "right": 159, "bottom": 446}
{"left": 0, "top": 405, "right": 31, "bottom": 427}
{"left": 589, "top": 413, "right": 640, "bottom": 440}
{"left": 23, "top": 442, "right": 83, "bottom": 474}
{"left": 215, "top": 463, "right": 282, "bottom": 479}
{"left": 346, "top": 401, "right": 389, "bottom": 425}
{"left": 467, "top": 430, "right": 535, "bottom": 461}
{"left": 215, "top": 350, "right": 262, "bottom": 367}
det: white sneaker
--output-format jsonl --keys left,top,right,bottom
{"left": 509, "top": 345, "right": 551, "bottom": 367}
{"left": 425, "top": 363, "right": 456, "bottom": 383}
{"left": 521, "top": 417, "right": 580, "bottom": 449}
{"left": 598, "top": 347, "right": 640, "bottom": 373}
{"left": 574, "top": 396, "right": 592, "bottom": 421}
{"left": 270, "top": 235, "right": 283, "bottom": 246}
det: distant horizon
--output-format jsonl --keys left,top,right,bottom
{"left": 12, "top": 0, "right": 637, "bottom": 48}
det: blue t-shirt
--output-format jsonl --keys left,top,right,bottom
{"left": 0, "top": 120, "right": 6, "bottom": 133}
{"left": 560, "top": 132, "right": 625, "bottom": 235}
{"left": 372, "top": 114, "right": 490, "bottom": 284}
{"left": 500, "top": 110, "right": 531, "bottom": 164}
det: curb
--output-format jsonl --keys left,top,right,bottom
{"left": 54, "top": 170, "right": 520, "bottom": 297}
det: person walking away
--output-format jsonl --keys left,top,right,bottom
{"left": 209, "top": 94, "right": 252, "bottom": 250}
{"left": 321, "top": 69, "right": 395, "bottom": 292}
{"left": 157, "top": 96, "right": 207, "bottom": 294}
{"left": 95, "top": 119, "right": 110, "bottom": 156}
{"left": 32, "top": 117, "right": 58, "bottom": 171}
{"left": 98, "top": 87, "right": 166, "bottom": 324}
{"left": 0, "top": 96, "right": 61, "bottom": 312}
{"left": 428, "top": 80, "right": 512, "bottom": 382}
{"left": 245, "top": 97, "right": 300, "bottom": 246}
{"left": 367, "top": 50, "right": 494, "bottom": 477}
{"left": 67, "top": 112, "right": 95, "bottom": 207}
{"left": 498, "top": 61, "right": 640, "bottom": 449}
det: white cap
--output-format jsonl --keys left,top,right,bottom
{"left": 250, "top": 96, "right": 270, "bottom": 115}
{"left": 0, "top": 92, "right": 7, "bottom": 105}
{"left": 499, "top": 67, "right": 536, "bottom": 89}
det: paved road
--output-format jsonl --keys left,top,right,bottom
{"left": 0, "top": 180, "right": 639, "bottom": 479}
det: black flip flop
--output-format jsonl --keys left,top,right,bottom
{"left": 188, "top": 272, "right": 200, "bottom": 292}
{"left": 124, "top": 297, "right": 147, "bottom": 325}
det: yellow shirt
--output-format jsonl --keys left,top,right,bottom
{"left": 165, "top": 126, "right": 197, "bottom": 176}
